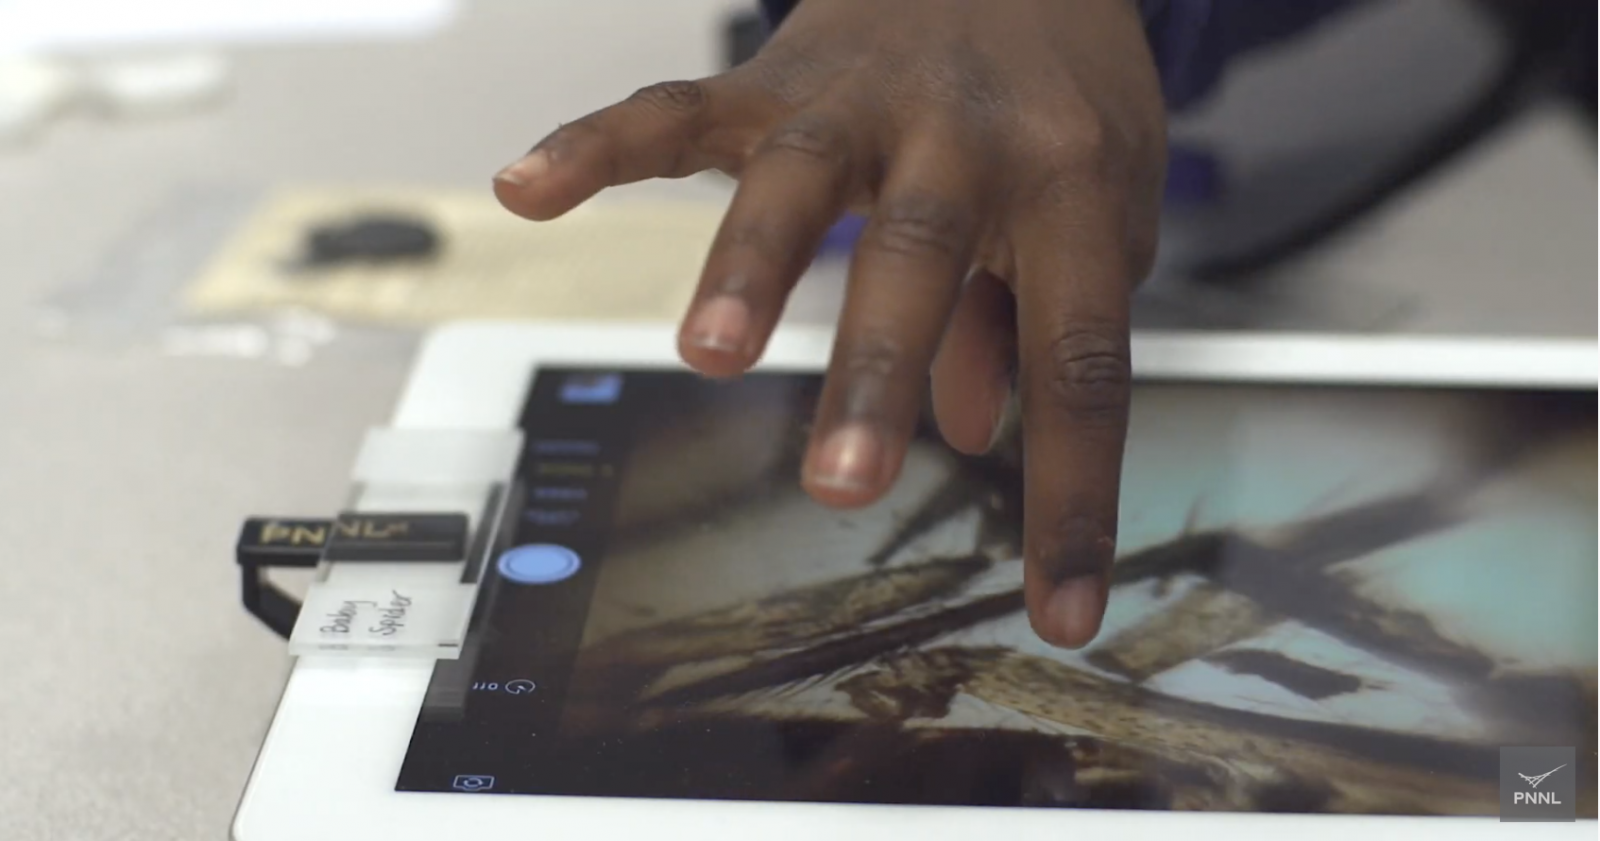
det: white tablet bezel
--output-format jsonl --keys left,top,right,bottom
{"left": 233, "top": 321, "right": 1596, "bottom": 841}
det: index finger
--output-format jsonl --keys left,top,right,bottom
{"left": 492, "top": 77, "right": 753, "bottom": 221}
{"left": 1012, "top": 195, "right": 1134, "bottom": 649}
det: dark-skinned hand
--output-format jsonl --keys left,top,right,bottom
{"left": 493, "top": 0, "right": 1168, "bottom": 648}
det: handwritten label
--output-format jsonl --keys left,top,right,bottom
{"left": 371, "top": 591, "right": 413, "bottom": 636}
{"left": 290, "top": 582, "right": 476, "bottom": 658}
{"left": 317, "top": 591, "right": 413, "bottom": 637}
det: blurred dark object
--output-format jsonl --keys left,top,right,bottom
{"left": 723, "top": 10, "right": 768, "bottom": 70}
{"left": 1191, "top": 0, "right": 1596, "bottom": 281}
{"left": 1164, "top": 146, "right": 1225, "bottom": 209}
{"left": 301, "top": 214, "right": 441, "bottom": 269}
{"left": 1551, "top": 0, "right": 1596, "bottom": 121}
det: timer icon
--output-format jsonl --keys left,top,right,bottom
{"left": 504, "top": 679, "right": 537, "bottom": 695}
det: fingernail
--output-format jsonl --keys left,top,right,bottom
{"left": 684, "top": 295, "right": 751, "bottom": 355}
{"left": 811, "top": 424, "right": 883, "bottom": 492}
{"left": 1044, "top": 576, "right": 1104, "bottom": 648}
{"left": 494, "top": 149, "right": 550, "bottom": 187}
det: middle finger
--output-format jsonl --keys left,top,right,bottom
{"left": 802, "top": 124, "right": 992, "bottom": 506}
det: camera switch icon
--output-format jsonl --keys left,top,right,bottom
{"left": 452, "top": 774, "right": 496, "bottom": 793}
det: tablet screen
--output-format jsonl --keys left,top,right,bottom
{"left": 397, "top": 368, "right": 1596, "bottom": 816}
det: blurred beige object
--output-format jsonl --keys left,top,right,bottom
{"left": 183, "top": 187, "right": 727, "bottom": 325}
{"left": 0, "top": 55, "right": 80, "bottom": 147}
{"left": 84, "top": 51, "right": 231, "bottom": 119}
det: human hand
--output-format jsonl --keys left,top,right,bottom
{"left": 493, "top": 0, "right": 1167, "bottom": 648}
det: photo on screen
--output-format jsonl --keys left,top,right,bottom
{"left": 540, "top": 375, "right": 1596, "bottom": 815}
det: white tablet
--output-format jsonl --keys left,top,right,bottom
{"left": 233, "top": 321, "right": 1597, "bottom": 841}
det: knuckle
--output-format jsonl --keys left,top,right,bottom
{"left": 1041, "top": 324, "right": 1130, "bottom": 426}
{"left": 1024, "top": 118, "right": 1115, "bottom": 203}
{"left": 862, "top": 194, "right": 971, "bottom": 261}
{"left": 628, "top": 80, "right": 708, "bottom": 115}
{"left": 715, "top": 217, "right": 786, "bottom": 265}
{"left": 831, "top": 332, "right": 910, "bottom": 422}
{"left": 760, "top": 117, "right": 853, "bottom": 168}
{"left": 536, "top": 118, "right": 596, "bottom": 152}
{"left": 841, "top": 332, "right": 905, "bottom": 384}
{"left": 740, "top": 42, "right": 825, "bottom": 106}
{"left": 1045, "top": 514, "right": 1116, "bottom": 583}
{"left": 937, "top": 48, "right": 1011, "bottom": 119}
{"left": 1059, "top": 116, "right": 1111, "bottom": 164}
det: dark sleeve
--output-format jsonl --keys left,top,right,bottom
{"left": 758, "top": 0, "right": 1362, "bottom": 112}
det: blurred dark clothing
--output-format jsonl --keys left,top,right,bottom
{"left": 757, "top": 0, "right": 1360, "bottom": 112}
